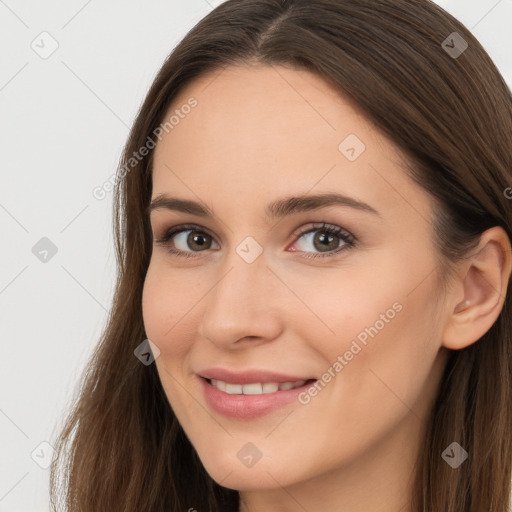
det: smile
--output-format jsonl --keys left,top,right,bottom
{"left": 199, "top": 375, "right": 317, "bottom": 419}
{"left": 208, "top": 378, "right": 310, "bottom": 394}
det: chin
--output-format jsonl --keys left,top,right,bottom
{"left": 210, "top": 469, "right": 292, "bottom": 492}
{"left": 200, "top": 454, "right": 299, "bottom": 491}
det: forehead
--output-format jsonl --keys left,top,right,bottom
{"left": 154, "top": 63, "right": 376, "bottom": 167}
{"left": 151, "top": 63, "right": 431, "bottom": 224}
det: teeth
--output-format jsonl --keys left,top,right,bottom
{"left": 211, "top": 379, "right": 226, "bottom": 391}
{"left": 243, "top": 383, "right": 263, "bottom": 395}
{"left": 225, "top": 383, "right": 243, "bottom": 394}
{"left": 279, "top": 380, "right": 306, "bottom": 390}
{"left": 262, "top": 382, "right": 279, "bottom": 393}
{"left": 209, "top": 379, "right": 307, "bottom": 394}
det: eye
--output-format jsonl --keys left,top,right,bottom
{"left": 288, "top": 222, "right": 356, "bottom": 259}
{"left": 155, "top": 223, "right": 219, "bottom": 259}
{"left": 154, "top": 222, "right": 356, "bottom": 260}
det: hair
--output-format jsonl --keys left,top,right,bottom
{"left": 49, "top": 1, "right": 512, "bottom": 510}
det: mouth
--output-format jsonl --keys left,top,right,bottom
{"left": 204, "top": 377, "right": 317, "bottom": 395}
{"left": 198, "top": 375, "right": 318, "bottom": 419}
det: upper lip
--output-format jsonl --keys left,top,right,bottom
{"left": 198, "top": 367, "right": 317, "bottom": 385}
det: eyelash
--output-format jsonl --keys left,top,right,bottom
{"left": 154, "top": 222, "right": 357, "bottom": 260}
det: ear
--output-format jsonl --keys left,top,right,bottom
{"left": 442, "top": 226, "right": 512, "bottom": 350}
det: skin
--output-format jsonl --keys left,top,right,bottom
{"left": 141, "top": 63, "right": 511, "bottom": 511}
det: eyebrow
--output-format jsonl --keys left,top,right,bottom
{"left": 148, "top": 192, "right": 379, "bottom": 219}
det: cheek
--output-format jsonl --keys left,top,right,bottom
{"left": 299, "top": 251, "right": 443, "bottom": 417}
{"left": 324, "top": 278, "right": 443, "bottom": 438}
{"left": 141, "top": 264, "right": 201, "bottom": 410}
{"left": 141, "top": 262, "right": 200, "bottom": 350}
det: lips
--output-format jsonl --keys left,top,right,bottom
{"left": 197, "top": 367, "right": 318, "bottom": 419}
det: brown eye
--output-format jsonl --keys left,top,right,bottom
{"left": 181, "top": 231, "right": 212, "bottom": 251}
{"left": 155, "top": 224, "right": 219, "bottom": 258}
{"left": 290, "top": 222, "right": 356, "bottom": 259}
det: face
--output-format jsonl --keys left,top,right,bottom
{"left": 142, "top": 63, "right": 450, "bottom": 493}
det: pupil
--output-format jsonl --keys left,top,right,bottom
{"left": 316, "top": 232, "right": 336, "bottom": 251}
{"left": 190, "top": 232, "right": 207, "bottom": 249}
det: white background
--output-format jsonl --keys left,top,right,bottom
{"left": 1, "top": 0, "right": 511, "bottom": 510}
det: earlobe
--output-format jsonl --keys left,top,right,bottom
{"left": 442, "top": 227, "right": 512, "bottom": 351}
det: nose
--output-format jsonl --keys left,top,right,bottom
{"left": 198, "top": 249, "right": 284, "bottom": 349}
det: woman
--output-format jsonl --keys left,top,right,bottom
{"left": 49, "top": 1, "right": 512, "bottom": 510}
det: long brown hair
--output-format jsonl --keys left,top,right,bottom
{"left": 49, "top": 1, "right": 512, "bottom": 510}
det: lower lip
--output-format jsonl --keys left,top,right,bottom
{"left": 199, "top": 377, "right": 317, "bottom": 419}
